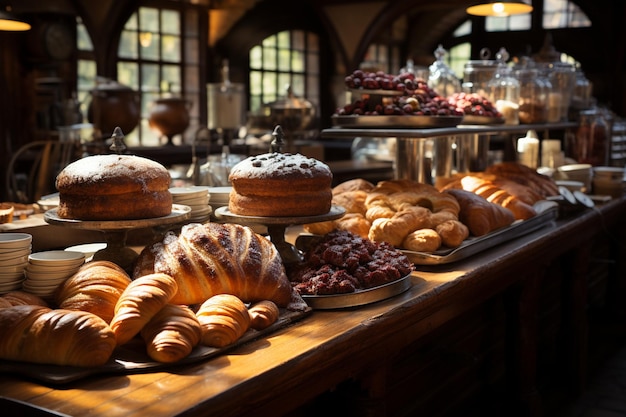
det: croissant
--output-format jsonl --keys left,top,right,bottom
{"left": 196, "top": 294, "right": 250, "bottom": 348}
{"left": 435, "top": 219, "right": 469, "bottom": 248}
{"left": 334, "top": 212, "right": 371, "bottom": 239}
{"left": 444, "top": 189, "right": 515, "bottom": 236}
{"left": 1, "top": 291, "right": 48, "bottom": 307}
{"left": 0, "top": 305, "right": 116, "bottom": 367}
{"left": 55, "top": 260, "right": 131, "bottom": 323}
{"left": 402, "top": 229, "right": 442, "bottom": 252}
{"left": 368, "top": 206, "right": 431, "bottom": 246}
{"left": 109, "top": 273, "right": 178, "bottom": 345}
{"left": 133, "top": 222, "right": 305, "bottom": 310}
{"left": 485, "top": 161, "right": 559, "bottom": 198}
{"left": 248, "top": 300, "right": 280, "bottom": 330}
{"left": 140, "top": 303, "right": 201, "bottom": 363}
{"left": 451, "top": 175, "right": 537, "bottom": 220}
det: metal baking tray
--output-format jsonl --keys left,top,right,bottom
{"left": 402, "top": 200, "right": 559, "bottom": 265}
{"left": 331, "top": 114, "right": 463, "bottom": 128}
{"left": 460, "top": 115, "right": 505, "bottom": 125}
{"left": 301, "top": 273, "right": 412, "bottom": 310}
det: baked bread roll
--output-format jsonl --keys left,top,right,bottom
{"left": 444, "top": 189, "right": 516, "bottom": 236}
{"left": 402, "top": 229, "right": 442, "bottom": 252}
{"left": 0, "top": 291, "right": 48, "bottom": 307}
{"left": 140, "top": 304, "right": 201, "bottom": 363}
{"left": 228, "top": 152, "right": 333, "bottom": 217}
{"left": 443, "top": 175, "right": 536, "bottom": 220}
{"left": 435, "top": 219, "right": 469, "bottom": 247}
{"left": 0, "top": 305, "right": 116, "bottom": 367}
{"left": 368, "top": 206, "right": 432, "bottom": 246}
{"left": 133, "top": 222, "right": 306, "bottom": 311}
{"left": 485, "top": 161, "right": 559, "bottom": 198}
{"left": 331, "top": 178, "right": 375, "bottom": 195}
{"left": 55, "top": 260, "right": 131, "bottom": 323}
{"left": 248, "top": 300, "right": 280, "bottom": 330}
{"left": 55, "top": 154, "right": 172, "bottom": 221}
{"left": 109, "top": 273, "right": 178, "bottom": 345}
{"left": 196, "top": 294, "right": 250, "bottom": 347}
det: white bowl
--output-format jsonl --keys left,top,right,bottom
{"left": 0, "top": 263, "right": 29, "bottom": 274}
{"left": 594, "top": 166, "right": 625, "bottom": 181}
{"left": 0, "top": 233, "right": 32, "bottom": 250}
{"left": 0, "top": 247, "right": 31, "bottom": 259}
{"left": 24, "top": 269, "right": 78, "bottom": 281}
{"left": 0, "top": 271, "right": 25, "bottom": 281}
{"left": 22, "top": 277, "right": 67, "bottom": 288}
{"left": 26, "top": 262, "right": 81, "bottom": 273}
{"left": 0, "top": 282, "right": 24, "bottom": 293}
{"left": 28, "top": 250, "right": 85, "bottom": 266}
{"left": 0, "top": 254, "right": 29, "bottom": 266}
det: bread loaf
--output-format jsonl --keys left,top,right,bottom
{"left": 196, "top": 294, "right": 250, "bottom": 347}
{"left": 140, "top": 304, "right": 201, "bottom": 363}
{"left": 444, "top": 189, "right": 516, "bottom": 236}
{"left": 0, "top": 305, "right": 116, "bottom": 367}
{"left": 55, "top": 260, "right": 132, "bottom": 323}
{"left": 133, "top": 222, "right": 307, "bottom": 311}
{"left": 109, "top": 273, "right": 178, "bottom": 345}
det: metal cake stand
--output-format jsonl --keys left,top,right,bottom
{"left": 44, "top": 204, "right": 192, "bottom": 271}
{"left": 213, "top": 205, "right": 346, "bottom": 264}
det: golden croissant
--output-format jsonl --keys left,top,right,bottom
{"left": 248, "top": 300, "right": 280, "bottom": 330}
{"left": 109, "top": 273, "right": 178, "bottom": 345}
{"left": 55, "top": 260, "right": 132, "bottom": 323}
{"left": 196, "top": 294, "right": 250, "bottom": 348}
{"left": 0, "top": 305, "right": 116, "bottom": 367}
{"left": 140, "top": 303, "right": 202, "bottom": 363}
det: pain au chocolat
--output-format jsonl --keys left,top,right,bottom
{"left": 55, "top": 154, "right": 172, "bottom": 221}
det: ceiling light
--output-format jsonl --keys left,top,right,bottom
{"left": 0, "top": 5, "right": 30, "bottom": 31}
{"left": 466, "top": 1, "right": 533, "bottom": 17}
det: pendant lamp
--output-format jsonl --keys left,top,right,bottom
{"left": 0, "top": 4, "right": 30, "bottom": 31}
{"left": 466, "top": 0, "right": 533, "bottom": 17}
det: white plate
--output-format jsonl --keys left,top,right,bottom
{"left": 65, "top": 243, "right": 107, "bottom": 259}
{"left": 0, "top": 247, "right": 31, "bottom": 259}
{"left": 169, "top": 186, "right": 210, "bottom": 199}
{"left": 0, "top": 233, "right": 32, "bottom": 249}
{"left": 0, "top": 255, "right": 29, "bottom": 266}
{"left": 0, "top": 271, "right": 25, "bottom": 281}
{"left": 26, "top": 262, "right": 81, "bottom": 273}
{"left": 28, "top": 250, "right": 85, "bottom": 266}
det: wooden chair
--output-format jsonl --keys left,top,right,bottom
{"left": 5, "top": 140, "right": 78, "bottom": 203}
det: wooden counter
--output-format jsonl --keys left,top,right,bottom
{"left": 0, "top": 196, "right": 625, "bottom": 417}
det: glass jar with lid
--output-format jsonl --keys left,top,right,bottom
{"left": 573, "top": 109, "right": 610, "bottom": 166}
{"left": 515, "top": 68, "right": 548, "bottom": 124}
{"left": 462, "top": 48, "right": 498, "bottom": 97}
{"left": 427, "top": 44, "right": 461, "bottom": 98}
{"left": 487, "top": 48, "right": 520, "bottom": 125}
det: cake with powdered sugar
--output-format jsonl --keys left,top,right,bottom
{"left": 228, "top": 152, "right": 333, "bottom": 217}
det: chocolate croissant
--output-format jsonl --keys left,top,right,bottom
{"left": 55, "top": 260, "right": 132, "bottom": 323}
{"left": 133, "top": 222, "right": 304, "bottom": 310}
{"left": 196, "top": 294, "right": 250, "bottom": 348}
{"left": 0, "top": 305, "right": 116, "bottom": 367}
{"left": 140, "top": 303, "right": 201, "bottom": 363}
{"left": 109, "top": 273, "right": 178, "bottom": 345}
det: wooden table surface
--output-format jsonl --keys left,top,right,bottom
{"left": 0, "top": 196, "right": 624, "bottom": 417}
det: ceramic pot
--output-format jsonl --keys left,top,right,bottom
{"left": 87, "top": 79, "right": 141, "bottom": 138}
{"left": 148, "top": 97, "right": 191, "bottom": 143}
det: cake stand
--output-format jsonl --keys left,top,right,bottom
{"left": 44, "top": 204, "right": 192, "bottom": 272}
{"left": 213, "top": 205, "right": 346, "bottom": 264}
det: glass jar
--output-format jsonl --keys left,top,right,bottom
{"left": 487, "top": 48, "right": 519, "bottom": 125}
{"left": 573, "top": 109, "right": 610, "bottom": 166}
{"left": 515, "top": 68, "right": 548, "bottom": 124}
{"left": 462, "top": 48, "right": 498, "bottom": 97}
{"left": 571, "top": 67, "right": 593, "bottom": 111}
{"left": 427, "top": 45, "right": 461, "bottom": 98}
{"left": 540, "top": 62, "right": 576, "bottom": 122}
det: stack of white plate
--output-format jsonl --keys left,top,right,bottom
{"left": 22, "top": 250, "right": 85, "bottom": 299}
{"left": 170, "top": 186, "right": 212, "bottom": 223}
{"left": 0, "top": 233, "right": 32, "bottom": 294}
{"left": 208, "top": 186, "right": 232, "bottom": 217}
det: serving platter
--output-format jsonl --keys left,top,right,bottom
{"left": 0, "top": 307, "right": 311, "bottom": 385}
{"left": 331, "top": 114, "right": 463, "bottom": 128}
{"left": 301, "top": 274, "right": 412, "bottom": 309}
{"left": 402, "top": 200, "right": 559, "bottom": 265}
{"left": 460, "top": 115, "right": 505, "bottom": 125}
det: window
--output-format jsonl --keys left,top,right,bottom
{"left": 77, "top": 5, "right": 203, "bottom": 147}
{"left": 486, "top": 13, "right": 531, "bottom": 32}
{"left": 249, "top": 30, "right": 320, "bottom": 114}
{"left": 543, "top": 0, "right": 591, "bottom": 29}
{"left": 117, "top": 6, "right": 201, "bottom": 146}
